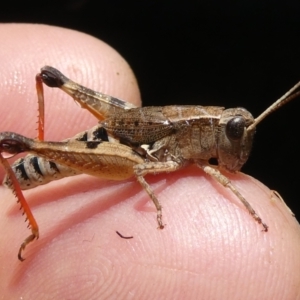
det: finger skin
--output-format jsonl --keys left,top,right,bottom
{"left": 0, "top": 24, "right": 299, "bottom": 300}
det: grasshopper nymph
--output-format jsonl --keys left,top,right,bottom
{"left": 1, "top": 66, "right": 299, "bottom": 260}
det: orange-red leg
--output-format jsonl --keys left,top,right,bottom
{"left": 0, "top": 153, "right": 39, "bottom": 261}
{"left": 36, "top": 73, "right": 45, "bottom": 141}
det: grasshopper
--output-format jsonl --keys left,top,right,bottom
{"left": 0, "top": 66, "right": 299, "bottom": 261}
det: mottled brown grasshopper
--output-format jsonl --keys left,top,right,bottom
{"left": 0, "top": 66, "right": 299, "bottom": 261}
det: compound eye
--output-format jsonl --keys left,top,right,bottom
{"left": 226, "top": 116, "right": 245, "bottom": 141}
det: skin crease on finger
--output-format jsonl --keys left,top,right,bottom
{"left": 0, "top": 24, "right": 299, "bottom": 300}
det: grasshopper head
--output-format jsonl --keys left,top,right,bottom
{"left": 217, "top": 107, "right": 255, "bottom": 172}
{"left": 216, "top": 81, "right": 300, "bottom": 172}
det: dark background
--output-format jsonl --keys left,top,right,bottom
{"left": 1, "top": 0, "right": 300, "bottom": 221}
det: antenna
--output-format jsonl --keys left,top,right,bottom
{"left": 247, "top": 82, "right": 300, "bottom": 132}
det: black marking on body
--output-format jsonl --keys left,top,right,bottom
{"left": 110, "top": 96, "right": 128, "bottom": 108}
{"left": 208, "top": 158, "right": 218, "bottom": 166}
{"left": 147, "top": 141, "right": 155, "bottom": 150}
{"left": 30, "top": 156, "right": 43, "bottom": 176}
{"left": 132, "top": 147, "right": 147, "bottom": 158}
{"left": 93, "top": 127, "right": 109, "bottom": 141}
{"left": 49, "top": 161, "right": 60, "bottom": 173}
{"left": 76, "top": 132, "right": 88, "bottom": 142}
{"left": 119, "top": 137, "right": 140, "bottom": 148}
{"left": 15, "top": 158, "right": 30, "bottom": 181}
{"left": 86, "top": 141, "right": 102, "bottom": 149}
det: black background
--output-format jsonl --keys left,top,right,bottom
{"left": 1, "top": 0, "right": 300, "bottom": 221}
